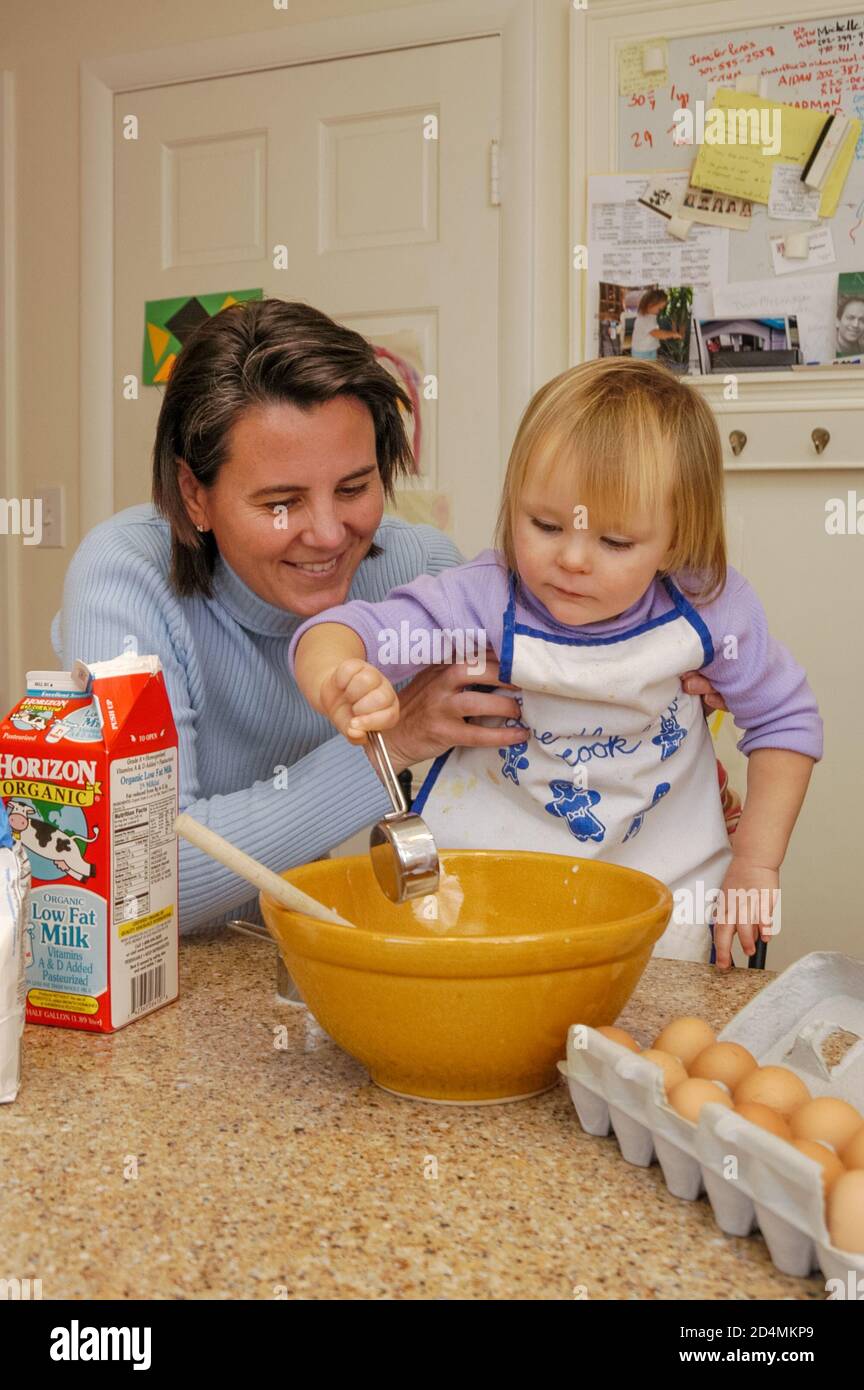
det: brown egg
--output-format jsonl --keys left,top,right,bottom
{"left": 669, "top": 1077, "right": 735, "bottom": 1123}
{"left": 654, "top": 1017, "right": 716, "bottom": 1067}
{"left": 596, "top": 1025, "right": 640, "bottom": 1052}
{"left": 827, "top": 1170, "right": 864, "bottom": 1253}
{"left": 789, "top": 1097, "right": 863, "bottom": 1153}
{"left": 733, "top": 1066, "right": 811, "bottom": 1116}
{"left": 841, "top": 1126, "right": 864, "bottom": 1170}
{"left": 735, "top": 1101, "right": 793, "bottom": 1140}
{"left": 640, "top": 1048, "right": 689, "bottom": 1093}
{"left": 792, "top": 1139, "right": 846, "bottom": 1194}
{"left": 690, "top": 1041, "right": 758, "bottom": 1091}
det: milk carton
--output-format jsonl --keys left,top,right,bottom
{"left": 0, "top": 654, "right": 179, "bottom": 1031}
{"left": 0, "top": 798, "right": 30, "bottom": 1100}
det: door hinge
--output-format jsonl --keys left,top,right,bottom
{"left": 489, "top": 138, "right": 501, "bottom": 206}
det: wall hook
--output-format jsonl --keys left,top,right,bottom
{"left": 812, "top": 427, "right": 830, "bottom": 455}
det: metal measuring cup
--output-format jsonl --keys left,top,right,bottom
{"left": 366, "top": 731, "right": 440, "bottom": 902}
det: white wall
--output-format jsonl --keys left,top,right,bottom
{"left": 0, "top": 0, "right": 570, "bottom": 705}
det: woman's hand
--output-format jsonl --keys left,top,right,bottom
{"left": 320, "top": 659, "right": 399, "bottom": 742}
{"left": 680, "top": 671, "right": 728, "bottom": 714}
{"left": 712, "top": 858, "right": 780, "bottom": 970}
{"left": 382, "top": 660, "right": 526, "bottom": 775}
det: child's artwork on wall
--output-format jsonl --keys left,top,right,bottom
{"left": 372, "top": 341, "right": 423, "bottom": 474}
{"left": 598, "top": 282, "right": 693, "bottom": 371}
{"left": 143, "top": 289, "right": 263, "bottom": 384}
{"left": 384, "top": 487, "right": 452, "bottom": 534}
{"left": 339, "top": 311, "right": 437, "bottom": 483}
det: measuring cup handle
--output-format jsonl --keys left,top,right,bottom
{"left": 366, "top": 731, "right": 408, "bottom": 815}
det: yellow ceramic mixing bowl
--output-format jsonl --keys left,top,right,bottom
{"left": 260, "top": 850, "right": 672, "bottom": 1103}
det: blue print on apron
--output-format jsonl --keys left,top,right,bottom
{"left": 499, "top": 741, "right": 529, "bottom": 785}
{"left": 413, "top": 573, "right": 733, "bottom": 962}
{"left": 545, "top": 781, "right": 606, "bottom": 842}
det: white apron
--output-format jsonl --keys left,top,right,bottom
{"left": 413, "top": 574, "right": 732, "bottom": 962}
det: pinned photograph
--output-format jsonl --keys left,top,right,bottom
{"left": 835, "top": 273, "right": 864, "bottom": 359}
{"left": 598, "top": 283, "right": 693, "bottom": 371}
{"left": 694, "top": 316, "right": 801, "bottom": 372}
{"left": 639, "top": 178, "right": 754, "bottom": 231}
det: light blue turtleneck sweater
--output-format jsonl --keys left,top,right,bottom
{"left": 51, "top": 503, "right": 463, "bottom": 932}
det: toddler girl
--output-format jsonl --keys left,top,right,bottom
{"left": 290, "top": 358, "right": 822, "bottom": 965}
{"left": 630, "top": 288, "right": 684, "bottom": 362}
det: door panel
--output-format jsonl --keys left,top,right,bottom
{"left": 114, "top": 38, "right": 501, "bottom": 559}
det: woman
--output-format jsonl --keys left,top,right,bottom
{"left": 53, "top": 299, "right": 722, "bottom": 932}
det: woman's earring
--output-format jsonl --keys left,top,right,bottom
{"left": 196, "top": 524, "right": 206, "bottom": 533}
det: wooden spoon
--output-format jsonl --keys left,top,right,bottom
{"left": 175, "top": 814, "right": 357, "bottom": 928}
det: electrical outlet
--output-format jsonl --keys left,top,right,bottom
{"left": 33, "top": 485, "right": 65, "bottom": 548}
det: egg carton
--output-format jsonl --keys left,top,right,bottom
{"left": 559, "top": 951, "right": 864, "bottom": 1284}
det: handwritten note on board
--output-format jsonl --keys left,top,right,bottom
{"left": 768, "top": 164, "right": 822, "bottom": 221}
{"left": 690, "top": 89, "right": 860, "bottom": 216}
{"left": 618, "top": 41, "right": 669, "bottom": 97}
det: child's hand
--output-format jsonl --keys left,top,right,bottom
{"left": 712, "top": 857, "right": 780, "bottom": 969}
{"left": 319, "top": 659, "right": 399, "bottom": 743}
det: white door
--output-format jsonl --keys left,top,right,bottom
{"left": 114, "top": 38, "right": 501, "bottom": 560}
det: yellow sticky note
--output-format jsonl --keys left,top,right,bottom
{"left": 690, "top": 88, "right": 860, "bottom": 216}
{"left": 618, "top": 40, "right": 668, "bottom": 97}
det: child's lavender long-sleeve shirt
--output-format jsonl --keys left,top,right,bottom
{"left": 288, "top": 551, "right": 823, "bottom": 761}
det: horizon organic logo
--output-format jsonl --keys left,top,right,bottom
{"left": 672, "top": 101, "right": 781, "bottom": 156}
{"left": 377, "top": 622, "right": 487, "bottom": 677}
{"left": 0, "top": 497, "right": 42, "bottom": 545}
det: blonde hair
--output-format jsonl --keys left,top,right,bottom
{"left": 493, "top": 357, "right": 726, "bottom": 604}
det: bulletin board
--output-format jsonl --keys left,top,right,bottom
{"left": 575, "top": 6, "right": 864, "bottom": 369}
{"left": 617, "top": 12, "right": 864, "bottom": 283}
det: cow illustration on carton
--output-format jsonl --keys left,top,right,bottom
{"left": 6, "top": 799, "right": 99, "bottom": 881}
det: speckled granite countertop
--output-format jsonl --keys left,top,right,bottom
{"left": 0, "top": 935, "right": 825, "bottom": 1300}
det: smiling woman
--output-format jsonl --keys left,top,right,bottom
{"left": 177, "top": 396, "right": 385, "bottom": 618}
{"left": 52, "top": 300, "right": 527, "bottom": 933}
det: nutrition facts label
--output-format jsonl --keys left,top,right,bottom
{"left": 110, "top": 743, "right": 178, "bottom": 1028}
{"left": 111, "top": 749, "right": 177, "bottom": 922}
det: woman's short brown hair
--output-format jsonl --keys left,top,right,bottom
{"left": 152, "top": 298, "right": 414, "bottom": 596}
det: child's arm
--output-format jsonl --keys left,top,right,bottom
{"left": 690, "top": 566, "right": 823, "bottom": 968}
{"left": 294, "top": 623, "right": 399, "bottom": 743}
{"left": 712, "top": 748, "right": 814, "bottom": 969}
{"left": 288, "top": 552, "right": 510, "bottom": 741}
